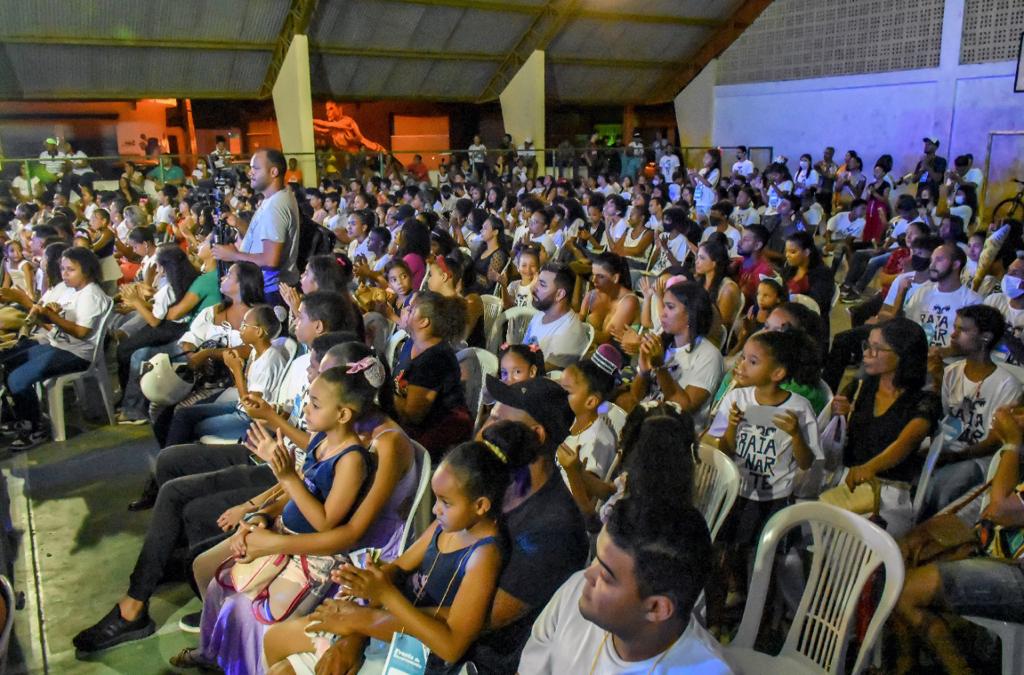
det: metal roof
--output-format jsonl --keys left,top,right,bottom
{"left": 0, "top": 0, "right": 770, "bottom": 104}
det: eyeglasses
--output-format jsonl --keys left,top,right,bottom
{"left": 861, "top": 340, "right": 894, "bottom": 355}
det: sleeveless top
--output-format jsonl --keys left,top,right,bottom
{"left": 404, "top": 526, "right": 499, "bottom": 609}
{"left": 281, "top": 434, "right": 372, "bottom": 534}
{"left": 352, "top": 426, "right": 421, "bottom": 561}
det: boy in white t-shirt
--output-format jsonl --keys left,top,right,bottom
{"left": 984, "top": 258, "right": 1024, "bottom": 370}
{"left": 922, "top": 305, "right": 1023, "bottom": 517}
{"left": 556, "top": 345, "right": 623, "bottom": 514}
{"left": 519, "top": 502, "right": 733, "bottom": 675}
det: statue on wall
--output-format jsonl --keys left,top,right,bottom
{"left": 313, "top": 102, "right": 385, "bottom": 153}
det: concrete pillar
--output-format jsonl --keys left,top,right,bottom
{"left": 271, "top": 34, "right": 316, "bottom": 182}
{"left": 673, "top": 59, "right": 718, "bottom": 150}
{"left": 499, "top": 50, "right": 546, "bottom": 173}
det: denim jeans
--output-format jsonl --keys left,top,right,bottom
{"left": 163, "top": 401, "right": 250, "bottom": 448}
{"left": 921, "top": 457, "right": 989, "bottom": 520}
{"left": 0, "top": 341, "right": 89, "bottom": 428}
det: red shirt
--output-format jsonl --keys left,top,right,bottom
{"left": 407, "top": 162, "right": 429, "bottom": 182}
{"left": 738, "top": 256, "right": 776, "bottom": 305}
{"left": 879, "top": 247, "right": 910, "bottom": 295}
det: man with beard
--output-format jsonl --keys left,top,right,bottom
{"left": 523, "top": 262, "right": 590, "bottom": 370}
{"left": 736, "top": 224, "right": 776, "bottom": 307}
{"left": 904, "top": 242, "right": 981, "bottom": 349}
{"left": 518, "top": 499, "right": 731, "bottom": 674}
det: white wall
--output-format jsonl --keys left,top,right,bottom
{"left": 704, "top": 0, "right": 1024, "bottom": 208}
{"left": 673, "top": 59, "right": 716, "bottom": 148}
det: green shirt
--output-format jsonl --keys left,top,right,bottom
{"left": 712, "top": 372, "right": 829, "bottom": 415}
{"left": 187, "top": 270, "right": 221, "bottom": 320}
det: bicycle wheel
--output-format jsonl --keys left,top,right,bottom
{"left": 992, "top": 197, "right": 1024, "bottom": 223}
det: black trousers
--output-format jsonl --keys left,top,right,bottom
{"left": 823, "top": 324, "right": 872, "bottom": 393}
{"left": 126, "top": 443, "right": 274, "bottom": 602}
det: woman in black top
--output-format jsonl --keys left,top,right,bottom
{"left": 386, "top": 290, "right": 471, "bottom": 462}
{"left": 838, "top": 318, "right": 940, "bottom": 488}
{"left": 470, "top": 214, "right": 510, "bottom": 293}
{"left": 782, "top": 231, "right": 835, "bottom": 339}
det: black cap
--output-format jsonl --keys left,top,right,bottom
{"left": 395, "top": 204, "right": 416, "bottom": 221}
{"left": 485, "top": 375, "right": 573, "bottom": 447}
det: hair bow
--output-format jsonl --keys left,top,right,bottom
{"left": 346, "top": 356, "right": 386, "bottom": 388}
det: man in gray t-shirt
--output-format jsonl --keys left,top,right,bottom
{"left": 212, "top": 148, "right": 299, "bottom": 301}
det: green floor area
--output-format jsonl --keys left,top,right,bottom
{"left": 3, "top": 419, "right": 203, "bottom": 674}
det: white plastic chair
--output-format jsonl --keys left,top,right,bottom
{"left": 489, "top": 306, "right": 539, "bottom": 352}
{"left": 724, "top": 502, "right": 905, "bottom": 675}
{"left": 384, "top": 329, "right": 409, "bottom": 371}
{"left": 964, "top": 448, "right": 1023, "bottom": 675}
{"left": 480, "top": 294, "right": 502, "bottom": 346}
{"left": 399, "top": 441, "right": 433, "bottom": 556}
{"left": 789, "top": 293, "right": 821, "bottom": 316}
{"left": 693, "top": 443, "right": 741, "bottom": 541}
{"left": 910, "top": 434, "right": 945, "bottom": 524}
{"left": 598, "top": 401, "right": 628, "bottom": 437}
{"left": 456, "top": 347, "right": 498, "bottom": 427}
{"left": 44, "top": 303, "right": 116, "bottom": 442}
{"left": 582, "top": 322, "right": 596, "bottom": 356}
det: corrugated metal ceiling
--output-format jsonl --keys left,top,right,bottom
{"left": 0, "top": 0, "right": 761, "bottom": 104}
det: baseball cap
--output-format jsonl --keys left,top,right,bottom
{"left": 485, "top": 375, "right": 573, "bottom": 447}
{"left": 923, "top": 136, "right": 940, "bottom": 145}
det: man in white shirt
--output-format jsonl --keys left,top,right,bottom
{"left": 949, "top": 153, "right": 983, "bottom": 195}
{"left": 658, "top": 147, "right": 680, "bottom": 184}
{"left": 729, "top": 186, "right": 760, "bottom": 227}
{"left": 700, "top": 201, "right": 741, "bottom": 257}
{"left": 731, "top": 145, "right": 755, "bottom": 179}
{"left": 38, "top": 137, "right": 67, "bottom": 185}
{"left": 651, "top": 132, "right": 670, "bottom": 163}
{"left": 826, "top": 200, "right": 868, "bottom": 242}
{"left": 922, "top": 304, "right": 1022, "bottom": 517}
{"left": 212, "top": 148, "right": 299, "bottom": 305}
{"left": 524, "top": 263, "right": 590, "bottom": 370}
{"left": 624, "top": 131, "right": 645, "bottom": 179}
{"left": 904, "top": 242, "right": 982, "bottom": 348}
{"left": 519, "top": 500, "right": 732, "bottom": 674}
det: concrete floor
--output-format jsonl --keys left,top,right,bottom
{"left": 3, "top": 415, "right": 202, "bottom": 674}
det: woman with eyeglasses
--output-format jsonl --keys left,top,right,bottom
{"left": 833, "top": 317, "right": 940, "bottom": 497}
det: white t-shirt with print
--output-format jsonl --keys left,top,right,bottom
{"left": 647, "top": 338, "right": 724, "bottom": 432}
{"left": 700, "top": 225, "right": 741, "bottom": 257}
{"left": 659, "top": 154, "right": 680, "bottom": 183}
{"left": 651, "top": 233, "right": 692, "bottom": 275}
{"left": 984, "top": 293, "right": 1024, "bottom": 369}
{"left": 560, "top": 415, "right": 618, "bottom": 485}
{"left": 763, "top": 180, "right": 794, "bottom": 216}
{"left": 732, "top": 159, "right": 755, "bottom": 178}
{"left": 151, "top": 284, "right": 186, "bottom": 323}
{"left": 905, "top": 282, "right": 982, "bottom": 348}
{"left": 519, "top": 571, "right": 734, "bottom": 675}
{"left": 46, "top": 282, "right": 112, "bottom": 361}
{"left": 693, "top": 168, "right": 720, "bottom": 215}
{"left": 827, "top": 212, "right": 867, "bottom": 240}
{"left": 708, "top": 386, "right": 821, "bottom": 501}
{"left": 941, "top": 361, "right": 1022, "bottom": 454}
{"left": 245, "top": 344, "right": 290, "bottom": 398}
{"left": 523, "top": 310, "right": 590, "bottom": 369}
{"left": 731, "top": 205, "right": 761, "bottom": 227}
{"left": 178, "top": 305, "right": 243, "bottom": 349}
{"left": 884, "top": 272, "right": 926, "bottom": 308}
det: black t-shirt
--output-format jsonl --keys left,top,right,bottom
{"left": 388, "top": 340, "right": 466, "bottom": 431}
{"left": 467, "top": 470, "right": 589, "bottom": 674}
{"left": 843, "top": 378, "right": 942, "bottom": 483}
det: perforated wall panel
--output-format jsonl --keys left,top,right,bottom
{"left": 960, "top": 0, "right": 1024, "bottom": 64}
{"left": 718, "top": 0, "right": 945, "bottom": 85}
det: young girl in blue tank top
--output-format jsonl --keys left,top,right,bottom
{"left": 295, "top": 421, "right": 540, "bottom": 673}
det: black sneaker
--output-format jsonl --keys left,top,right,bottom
{"left": 9, "top": 429, "right": 49, "bottom": 452}
{"left": 73, "top": 604, "right": 155, "bottom": 654}
{"left": 840, "top": 290, "right": 862, "bottom": 304}
{"left": 178, "top": 611, "right": 202, "bottom": 634}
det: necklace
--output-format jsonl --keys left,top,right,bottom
{"left": 571, "top": 417, "right": 598, "bottom": 436}
{"left": 588, "top": 631, "right": 682, "bottom": 674}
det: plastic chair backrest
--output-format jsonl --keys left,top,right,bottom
{"left": 499, "top": 306, "right": 539, "bottom": 347}
{"left": 274, "top": 335, "right": 298, "bottom": 362}
{"left": 399, "top": 440, "right": 433, "bottom": 555}
{"left": 693, "top": 443, "right": 741, "bottom": 541}
{"left": 816, "top": 379, "right": 835, "bottom": 432}
{"left": 87, "top": 303, "right": 116, "bottom": 366}
{"left": 384, "top": 329, "right": 409, "bottom": 371}
{"left": 600, "top": 402, "right": 628, "bottom": 437}
{"left": 730, "top": 502, "right": 905, "bottom": 675}
{"left": 912, "top": 434, "right": 945, "bottom": 522}
{"left": 480, "top": 295, "right": 502, "bottom": 344}
{"left": 980, "top": 447, "right": 1011, "bottom": 513}
{"left": 789, "top": 293, "right": 821, "bottom": 315}
{"left": 456, "top": 347, "right": 498, "bottom": 422}
{"left": 267, "top": 336, "right": 299, "bottom": 403}
{"left": 582, "top": 322, "right": 596, "bottom": 356}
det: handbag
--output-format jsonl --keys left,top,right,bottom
{"left": 820, "top": 477, "right": 882, "bottom": 515}
{"left": 821, "top": 379, "right": 863, "bottom": 461}
{"left": 218, "top": 553, "right": 288, "bottom": 597}
{"left": 900, "top": 480, "right": 992, "bottom": 568}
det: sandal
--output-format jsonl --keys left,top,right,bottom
{"left": 169, "top": 648, "right": 219, "bottom": 671}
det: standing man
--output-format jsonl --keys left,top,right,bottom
{"left": 38, "top": 137, "right": 67, "bottom": 187}
{"left": 814, "top": 147, "right": 838, "bottom": 219}
{"left": 913, "top": 136, "right": 947, "bottom": 198}
{"left": 731, "top": 145, "right": 755, "bottom": 180}
{"left": 212, "top": 148, "right": 299, "bottom": 307}
{"left": 209, "top": 135, "right": 233, "bottom": 173}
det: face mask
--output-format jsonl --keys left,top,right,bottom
{"left": 1002, "top": 275, "right": 1024, "bottom": 299}
{"left": 736, "top": 154, "right": 743, "bottom": 160}
{"left": 954, "top": 195, "right": 965, "bottom": 205}
{"left": 799, "top": 160, "right": 809, "bottom": 169}
{"left": 911, "top": 255, "right": 930, "bottom": 272}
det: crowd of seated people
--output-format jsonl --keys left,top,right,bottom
{"left": 0, "top": 132, "right": 1023, "bottom": 675}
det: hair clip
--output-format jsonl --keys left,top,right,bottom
{"left": 499, "top": 342, "right": 510, "bottom": 351}
{"left": 336, "top": 256, "right": 349, "bottom": 268}
{"left": 434, "top": 255, "right": 451, "bottom": 277}
{"left": 482, "top": 440, "right": 508, "bottom": 464}
{"left": 346, "top": 356, "right": 386, "bottom": 388}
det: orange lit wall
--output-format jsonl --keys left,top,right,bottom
{"left": 392, "top": 115, "right": 449, "bottom": 170}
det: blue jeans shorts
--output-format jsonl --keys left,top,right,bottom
{"left": 937, "top": 557, "right": 1024, "bottom": 621}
